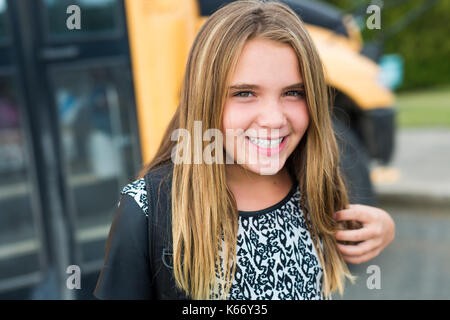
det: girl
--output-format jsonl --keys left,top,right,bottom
{"left": 94, "top": 0, "right": 395, "bottom": 300}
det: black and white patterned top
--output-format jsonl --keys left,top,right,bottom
{"left": 118, "top": 178, "right": 324, "bottom": 300}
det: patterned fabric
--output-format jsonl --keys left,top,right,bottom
{"left": 120, "top": 178, "right": 148, "bottom": 216}
{"left": 229, "top": 186, "right": 323, "bottom": 300}
{"left": 120, "top": 179, "right": 324, "bottom": 300}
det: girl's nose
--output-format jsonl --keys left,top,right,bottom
{"left": 256, "top": 100, "right": 287, "bottom": 129}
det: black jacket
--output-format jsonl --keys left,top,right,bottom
{"left": 94, "top": 161, "right": 189, "bottom": 299}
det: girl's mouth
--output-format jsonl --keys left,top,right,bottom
{"left": 245, "top": 135, "right": 288, "bottom": 156}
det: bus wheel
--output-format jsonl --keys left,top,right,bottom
{"left": 333, "top": 117, "right": 376, "bottom": 206}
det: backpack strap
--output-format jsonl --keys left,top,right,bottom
{"left": 144, "top": 161, "right": 189, "bottom": 299}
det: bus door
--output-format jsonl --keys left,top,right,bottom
{"left": 0, "top": 0, "right": 141, "bottom": 299}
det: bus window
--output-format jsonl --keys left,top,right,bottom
{"left": 48, "top": 61, "right": 140, "bottom": 268}
{"left": 42, "top": 0, "right": 122, "bottom": 38}
{"left": 0, "top": 0, "right": 7, "bottom": 41}
{"left": 0, "top": 76, "right": 43, "bottom": 288}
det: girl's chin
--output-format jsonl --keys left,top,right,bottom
{"left": 240, "top": 160, "right": 286, "bottom": 176}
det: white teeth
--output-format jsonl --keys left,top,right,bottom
{"left": 248, "top": 137, "right": 283, "bottom": 148}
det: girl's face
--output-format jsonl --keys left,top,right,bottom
{"left": 222, "top": 37, "right": 309, "bottom": 175}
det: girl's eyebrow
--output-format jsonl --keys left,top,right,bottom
{"left": 228, "top": 83, "right": 304, "bottom": 90}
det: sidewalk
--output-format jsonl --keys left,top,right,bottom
{"left": 338, "top": 128, "right": 450, "bottom": 299}
{"left": 372, "top": 128, "right": 450, "bottom": 209}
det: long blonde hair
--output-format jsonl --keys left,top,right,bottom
{"left": 139, "top": 0, "right": 355, "bottom": 299}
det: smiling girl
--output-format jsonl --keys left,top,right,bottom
{"left": 94, "top": 0, "right": 395, "bottom": 300}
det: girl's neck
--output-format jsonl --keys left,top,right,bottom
{"left": 225, "top": 164, "right": 294, "bottom": 212}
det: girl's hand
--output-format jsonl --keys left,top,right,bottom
{"left": 333, "top": 204, "right": 395, "bottom": 264}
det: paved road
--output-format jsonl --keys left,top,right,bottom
{"left": 374, "top": 128, "right": 450, "bottom": 202}
{"left": 335, "top": 204, "right": 450, "bottom": 300}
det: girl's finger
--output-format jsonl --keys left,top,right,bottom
{"left": 341, "top": 247, "right": 381, "bottom": 264}
{"left": 334, "top": 204, "right": 376, "bottom": 224}
{"left": 335, "top": 226, "right": 377, "bottom": 242}
{"left": 337, "top": 239, "right": 377, "bottom": 257}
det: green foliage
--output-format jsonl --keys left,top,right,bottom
{"left": 322, "top": 0, "right": 450, "bottom": 91}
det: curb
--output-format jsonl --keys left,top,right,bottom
{"left": 376, "top": 190, "right": 450, "bottom": 210}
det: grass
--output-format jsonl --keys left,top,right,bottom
{"left": 395, "top": 86, "right": 450, "bottom": 128}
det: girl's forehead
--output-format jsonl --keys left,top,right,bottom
{"left": 229, "top": 38, "right": 303, "bottom": 86}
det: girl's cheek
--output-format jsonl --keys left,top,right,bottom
{"left": 288, "top": 102, "right": 309, "bottom": 132}
{"left": 222, "top": 103, "right": 239, "bottom": 149}
{"left": 222, "top": 102, "right": 254, "bottom": 131}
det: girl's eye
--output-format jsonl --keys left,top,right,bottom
{"left": 233, "top": 91, "right": 254, "bottom": 98}
{"left": 284, "top": 90, "right": 305, "bottom": 98}
{"left": 232, "top": 90, "right": 304, "bottom": 98}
